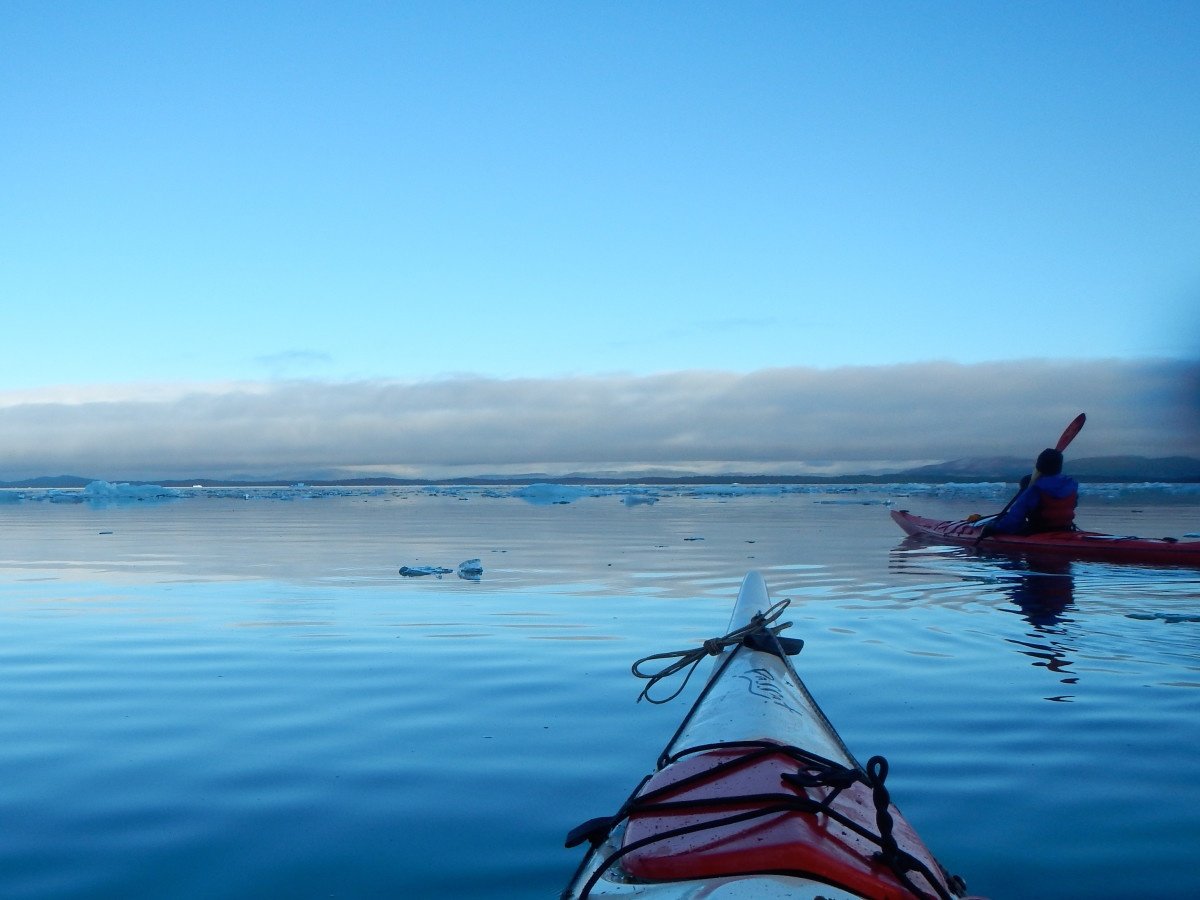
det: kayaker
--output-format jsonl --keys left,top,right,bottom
{"left": 987, "top": 448, "right": 1078, "bottom": 534}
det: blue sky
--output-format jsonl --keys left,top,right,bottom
{"left": 2, "top": 2, "right": 1198, "bottom": 478}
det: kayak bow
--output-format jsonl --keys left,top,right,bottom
{"left": 892, "top": 510, "right": 1200, "bottom": 567}
{"left": 563, "top": 572, "right": 974, "bottom": 899}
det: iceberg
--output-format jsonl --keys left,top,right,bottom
{"left": 510, "top": 483, "right": 592, "bottom": 505}
{"left": 399, "top": 565, "right": 454, "bottom": 577}
{"left": 397, "top": 559, "right": 484, "bottom": 580}
{"left": 621, "top": 490, "right": 659, "bottom": 506}
{"left": 457, "top": 558, "right": 483, "bottom": 580}
{"left": 0, "top": 478, "right": 1194, "bottom": 507}
{"left": 83, "top": 481, "right": 181, "bottom": 501}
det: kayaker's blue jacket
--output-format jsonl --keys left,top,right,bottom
{"left": 992, "top": 473, "right": 1079, "bottom": 534}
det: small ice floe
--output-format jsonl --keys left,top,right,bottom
{"left": 686, "top": 484, "right": 786, "bottom": 498}
{"left": 83, "top": 481, "right": 181, "bottom": 502}
{"left": 621, "top": 491, "right": 658, "bottom": 507}
{"left": 457, "top": 558, "right": 484, "bottom": 580}
{"left": 399, "top": 565, "right": 454, "bottom": 577}
{"left": 510, "top": 483, "right": 590, "bottom": 505}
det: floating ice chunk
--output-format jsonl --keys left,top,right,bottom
{"left": 83, "top": 481, "right": 181, "bottom": 501}
{"left": 510, "top": 483, "right": 590, "bottom": 505}
{"left": 686, "top": 484, "right": 786, "bottom": 498}
{"left": 399, "top": 565, "right": 454, "bottom": 577}
{"left": 44, "top": 489, "right": 84, "bottom": 503}
{"left": 621, "top": 491, "right": 658, "bottom": 506}
{"left": 457, "top": 558, "right": 483, "bottom": 580}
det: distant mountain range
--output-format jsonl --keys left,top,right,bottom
{"left": 3, "top": 456, "right": 1199, "bottom": 488}
{"left": 895, "top": 455, "right": 1200, "bottom": 482}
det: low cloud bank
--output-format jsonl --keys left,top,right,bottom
{"left": 1, "top": 359, "right": 1196, "bottom": 481}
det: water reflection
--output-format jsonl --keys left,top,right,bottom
{"left": 891, "top": 537, "right": 1077, "bottom": 622}
{"left": 994, "top": 557, "right": 1075, "bottom": 626}
{"left": 1006, "top": 634, "right": 1078, "bottom": 701}
{"left": 892, "top": 539, "right": 1082, "bottom": 699}
{"left": 982, "top": 557, "right": 1082, "bottom": 701}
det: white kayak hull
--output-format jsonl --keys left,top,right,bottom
{"left": 670, "top": 571, "right": 854, "bottom": 768}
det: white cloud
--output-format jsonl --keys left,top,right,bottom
{"left": 1, "top": 359, "right": 1195, "bottom": 480}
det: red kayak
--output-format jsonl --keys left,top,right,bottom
{"left": 891, "top": 510, "right": 1200, "bottom": 567}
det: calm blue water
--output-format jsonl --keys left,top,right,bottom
{"left": 1, "top": 485, "right": 1197, "bottom": 898}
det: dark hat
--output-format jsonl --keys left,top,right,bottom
{"left": 1035, "top": 448, "right": 1063, "bottom": 476}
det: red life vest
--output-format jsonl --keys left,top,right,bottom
{"left": 1029, "top": 489, "right": 1077, "bottom": 531}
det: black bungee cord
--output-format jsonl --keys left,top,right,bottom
{"left": 630, "top": 598, "right": 793, "bottom": 704}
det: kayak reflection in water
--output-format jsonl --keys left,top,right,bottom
{"left": 1006, "top": 558, "right": 1075, "bottom": 627}
{"left": 985, "top": 448, "right": 1079, "bottom": 535}
{"left": 1001, "top": 559, "right": 1079, "bottom": 701}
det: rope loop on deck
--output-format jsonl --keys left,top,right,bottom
{"left": 630, "top": 599, "right": 792, "bottom": 704}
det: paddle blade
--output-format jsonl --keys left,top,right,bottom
{"left": 1055, "top": 413, "right": 1086, "bottom": 452}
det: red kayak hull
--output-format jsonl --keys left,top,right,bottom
{"left": 891, "top": 510, "right": 1200, "bottom": 567}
